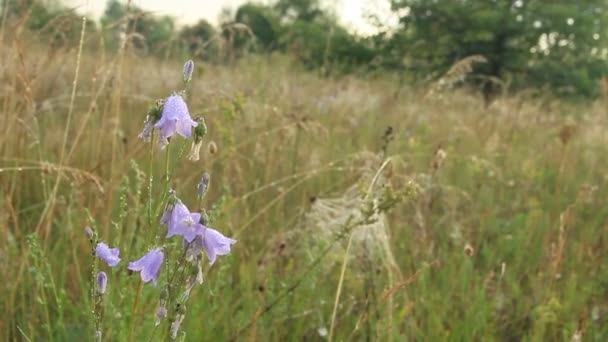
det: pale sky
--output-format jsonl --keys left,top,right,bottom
{"left": 66, "top": 0, "right": 398, "bottom": 35}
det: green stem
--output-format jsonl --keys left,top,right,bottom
{"left": 148, "top": 132, "right": 155, "bottom": 229}
{"left": 164, "top": 144, "right": 171, "bottom": 193}
{"left": 128, "top": 279, "right": 143, "bottom": 342}
{"left": 155, "top": 144, "right": 172, "bottom": 217}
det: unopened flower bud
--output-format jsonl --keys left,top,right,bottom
{"left": 194, "top": 117, "right": 207, "bottom": 140}
{"left": 84, "top": 226, "right": 94, "bottom": 240}
{"left": 183, "top": 60, "right": 194, "bottom": 82}
{"left": 197, "top": 173, "right": 210, "bottom": 199}
{"left": 96, "top": 271, "right": 107, "bottom": 294}
{"left": 155, "top": 301, "right": 167, "bottom": 326}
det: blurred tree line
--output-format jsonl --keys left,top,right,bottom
{"left": 3, "top": 0, "right": 608, "bottom": 98}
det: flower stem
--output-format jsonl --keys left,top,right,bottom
{"left": 164, "top": 144, "right": 171, "bottom": 192}
{"left": 148, "top": 131, "right": 155, "bottom": 229}
{"left": 128, "top": 279, "right": 142, "bottom": 342}
{"left": 156, "top": 144, "right": 172, "bottom": 216}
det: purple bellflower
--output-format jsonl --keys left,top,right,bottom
{"left": 165, "top": 202, "right": 205, "bottom": 243}
{"left": 183, "top": 226, "right": 236, "bottom": 265}
{"left": 95, "top": 242, "right": 121, "bottom": 267}
{"left": 128, "top": 248, "right": 164, "bottom": 286}
{"left": 154, "top": 95, "right": 197, "bottom": 148}
{"left": 202, "top": 227, "right": 237, "bottom": 265}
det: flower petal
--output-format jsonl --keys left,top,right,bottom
{"left": 95, "top": 242, "right": 121, "bottom": 267}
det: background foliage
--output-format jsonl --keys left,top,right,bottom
{"left": 4, "top": 0, "right": 607, "bottom": 97}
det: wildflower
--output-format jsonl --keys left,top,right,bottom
{"left": 196, "top": 173, "right": 210, "bottom": 199}
{"left": 202, "top": 227, "right": 237, "bottom": 265}
{"left": 184, "top": 223, "right": 235, "bottom": 265}
{"left": 183, "top": 60, "right": 194, "bottom": 82}
{"left": 138, "top": 115, "right": 154, "bottom": 142}
{"left": 96, "top": 271, "right": 107, "bottom": 294}
{"left": 95, "top": 242, "right": 121, "bottom": 267}
{"left": 154, "top": 95, "right": 198, "bottom": 148}
{"left": 128, "top": 248, "right": 164, "bottom": 285}
{"left": 165, "top": 202, "right": 204, "bottom": 243}
{"left": 187, "top": 117, "right": 207, "bottom": 161}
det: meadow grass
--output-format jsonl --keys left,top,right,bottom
{"left": 1, "top": 27, "right": 608, "bottom": 341}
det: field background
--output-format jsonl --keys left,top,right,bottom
{"left": 2, "top": 4, "right": 608, "bottom": 342}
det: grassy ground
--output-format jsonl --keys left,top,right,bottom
{"left": 1, "top": 29, "right": 608, "bottom": 341}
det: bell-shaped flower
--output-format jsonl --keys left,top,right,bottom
{"left": 164, "top": 202, "right": 204, "bottom": 243}
{"left": 154, "top": 95, "right": 197, "bottom": 148}
{"left": 128, "top": 248, "right": 164, "bottom": 286}
{"left": 202, "top": 227, "right": 237, "bottom": 265}
{"left": 95, "top": 242, "right": 121, "bottom": 267}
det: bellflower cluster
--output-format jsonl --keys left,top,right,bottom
{"left": 162, "top": 197, "right": 236, "bottom": 265}
{"left": 85, "top": 60, "right": 236, "bottom": 340}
